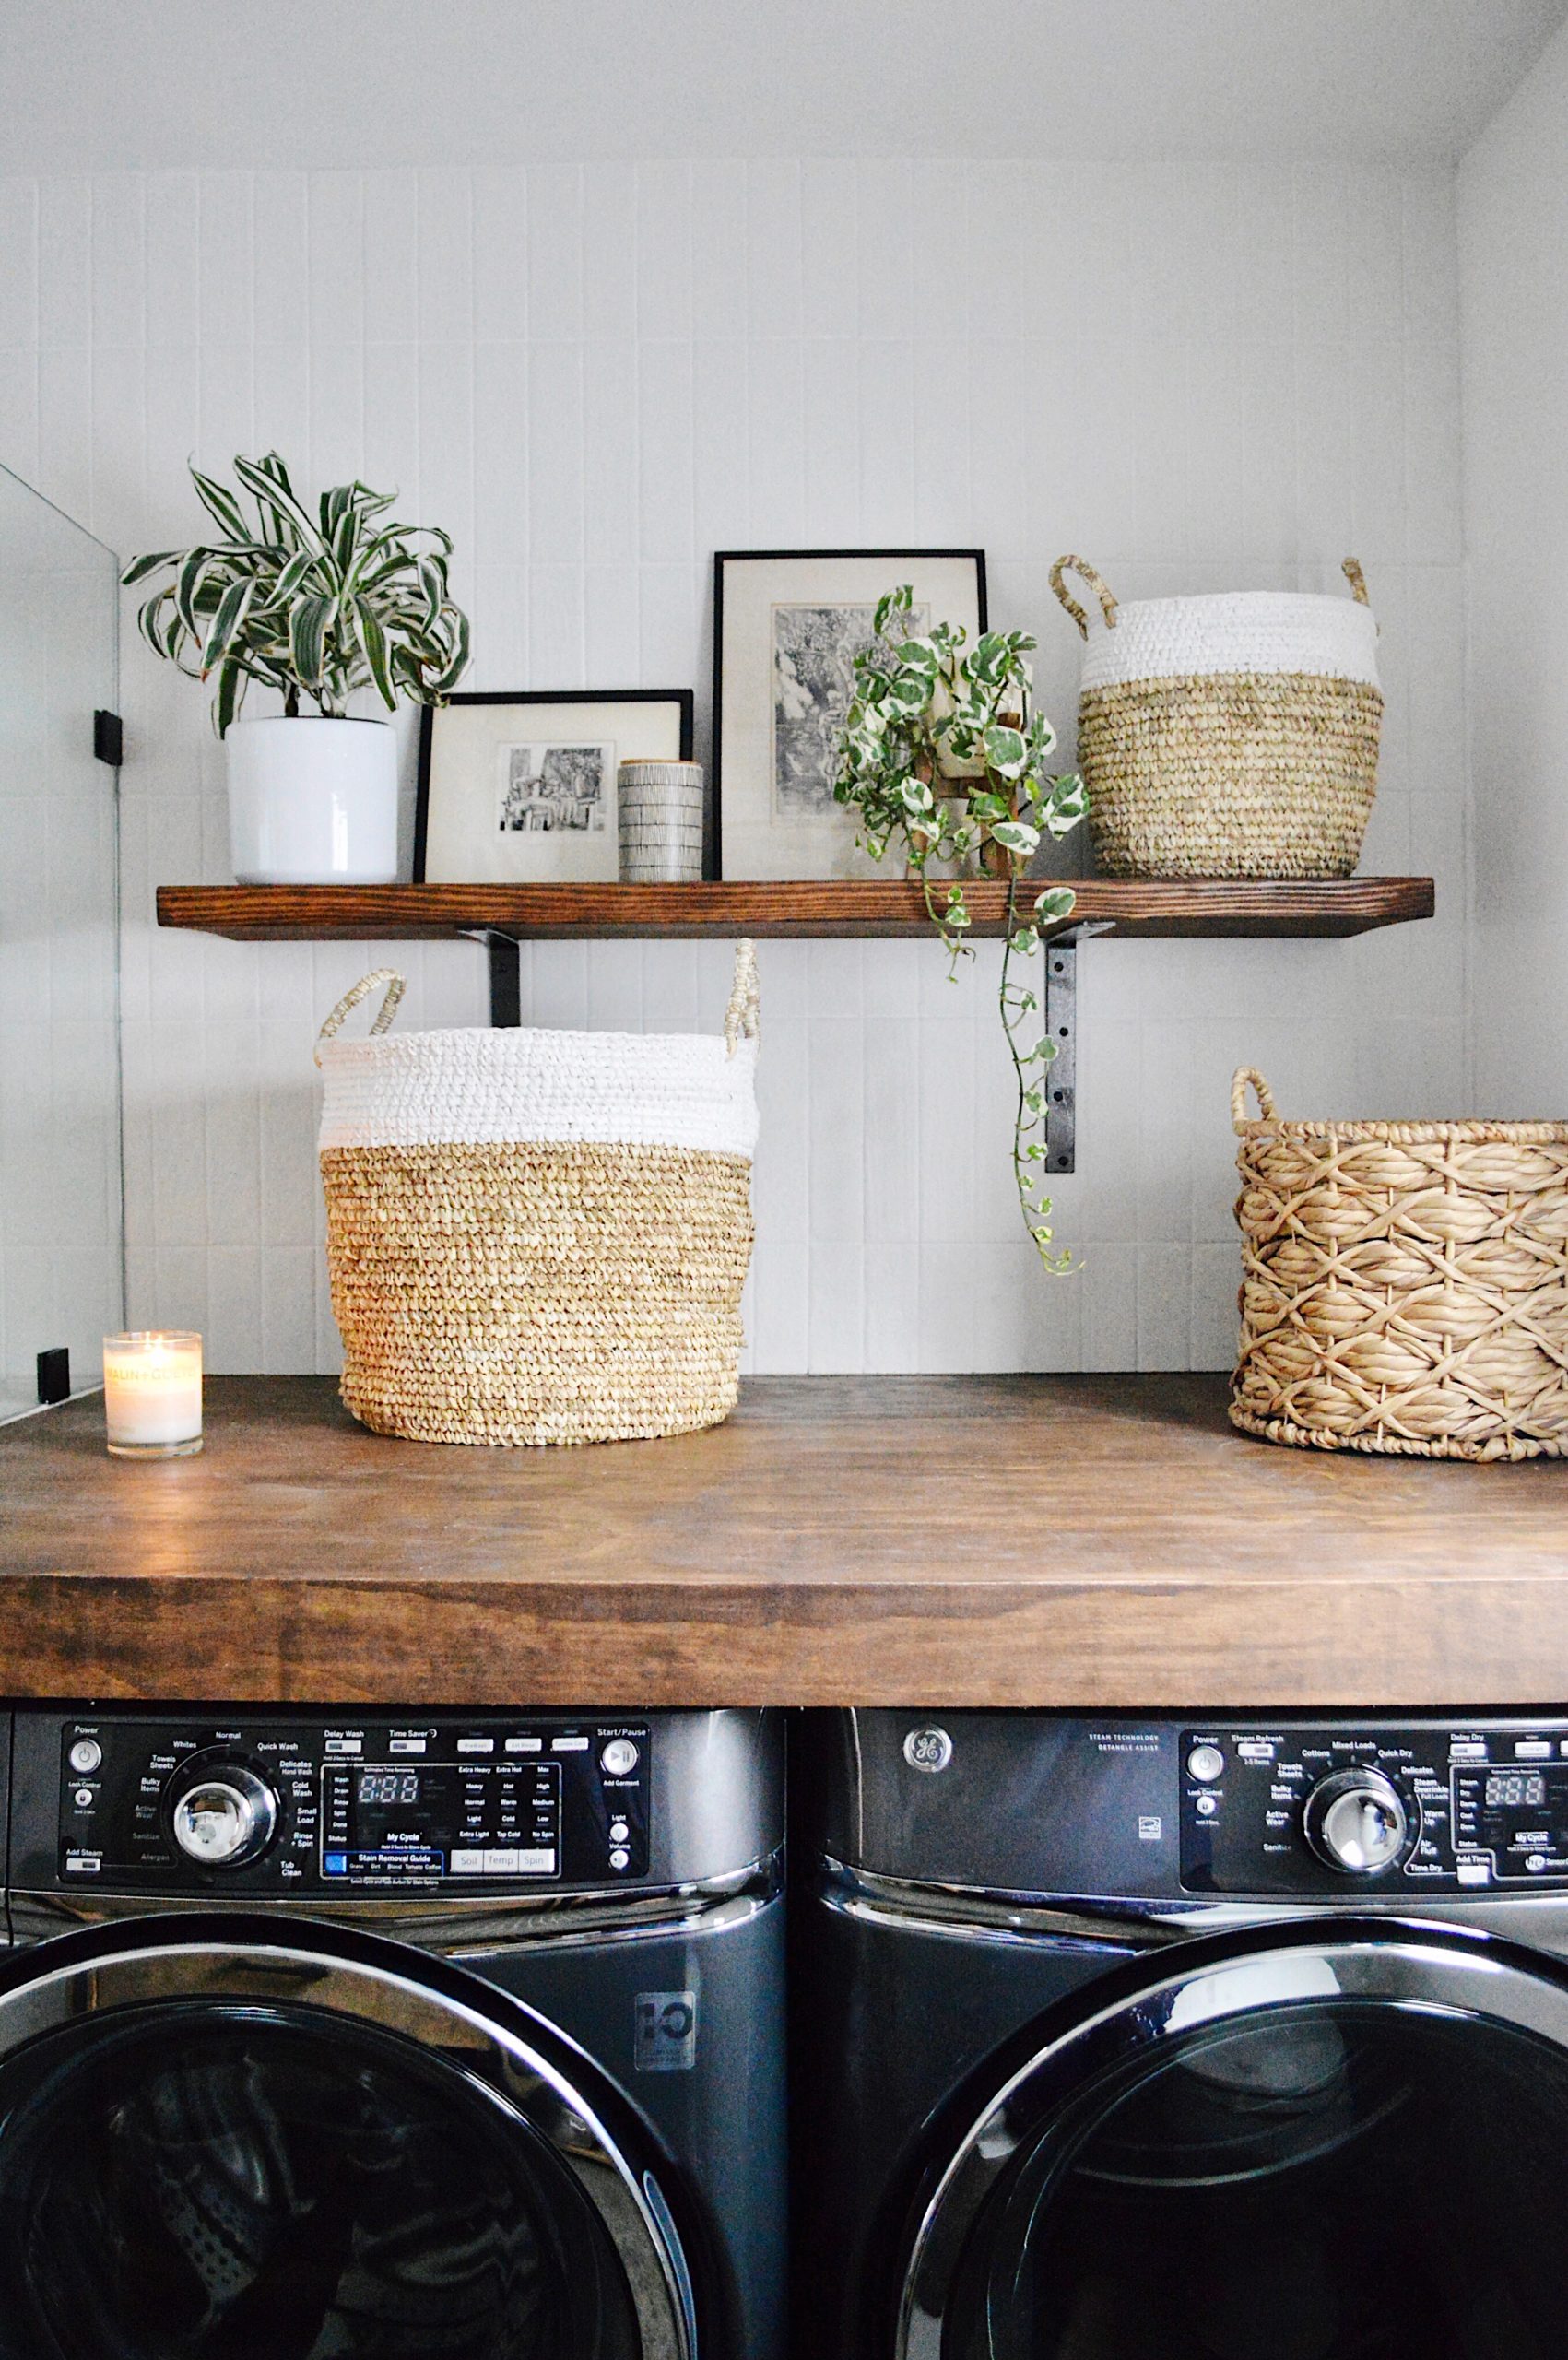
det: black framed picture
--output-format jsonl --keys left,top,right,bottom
{"left": 414, "top": 690, "right": 696, "bottom": 882}
{"left": 712, "top": 549, "right": 987, "bottom": 879}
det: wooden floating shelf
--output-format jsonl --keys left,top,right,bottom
{"left": 157, "top": 877, "right": 1435, "bottom": 944}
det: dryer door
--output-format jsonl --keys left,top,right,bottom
{"left": 901, "top": 1916, "right": 1568, "bottom": 2360}
{"left": 0, "top": 1913, "right": 693, "bottom": 2360}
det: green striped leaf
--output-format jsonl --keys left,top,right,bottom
{"left": 417, "top": 558, "right": 442, "bottom": 629}
{"left": 189, "top": 468, "right": 249, "bottom": 540}
{"left": 233, "top": 454, "right": 324, "bottom": 551}
{"left": 430, "top": 607, "right": 471, "bottom": 694}
{"left": 289, "top": 596, "right": 330, "bottom": 688}
{"left": 120, "top": 549, "right": 181, "bottom": 586}
{"left": 137, "top": 591, "right": 173, "bottom": 657}
{"left": 173, "top": 547, "right": 218, "bottom": 636}
{"left": 353, "top": 598, "right": 396, "bottom": 709}
{"left": 200, "top": 573, "right": 255, "bottom": 676}
{"left": 213, "top": 655, "right": 245, "bottom": 738}
{"left": 266, "top": 547, "right": 320, "bottom": 608}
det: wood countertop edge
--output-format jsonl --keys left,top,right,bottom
{"left": 2, "top": 1569, "right": 1566, "bottom": 1709}
{"left": 6, "top": 1553, "right": 1568, "bottom": 1587}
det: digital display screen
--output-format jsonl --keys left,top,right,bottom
{"left": 357, "top": 1770, "right": 420, "bottom": 1806}
{"left": 1485, "top": 1772, "right": 1546, "bottom": 1810}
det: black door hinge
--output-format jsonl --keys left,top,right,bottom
{"left": 94, "top": 709, "right": 124, "bottom": 768}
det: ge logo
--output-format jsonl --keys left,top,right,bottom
{"left": 635, "top": 1990, "right": 698, "bottom": 2071}
{"left": 903, "top": 1726, "right": 954, "bottom": 1774}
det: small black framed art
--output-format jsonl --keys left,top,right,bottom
{"left": 414, "top": 689, "right": 696, "bottom": 882}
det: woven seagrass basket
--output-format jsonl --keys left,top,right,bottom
{"left": 315, "top": 945, "right": 760, "bottom": 1446}
{"left": 1230, "top": 1069, "right": 1568, "bottom": 1461}
{"left": 1050, "top": 556, "right": 1382, "bottom": 879}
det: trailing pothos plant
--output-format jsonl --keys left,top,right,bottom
{"left": 122, "top": 451, "right": 471, "bottom": 735}
{"left": 834, "top": 585, "right": 1088, "bottom": 1271}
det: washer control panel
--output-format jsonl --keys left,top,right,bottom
{"left": 1180, "top": 1720, "right": 1568, "bottom": 1893}
{"left": 51, "top": 1716, "right": 651, "bottom": 1892}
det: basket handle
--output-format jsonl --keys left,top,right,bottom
{"left": 1232, "top": 1067, "right": 1279, "bottom": 1131}
{"left": 1049, "top": 556, "right": 1119, "bottom": 639}
{"left": 315, "top": 969, "right": 407, "bottom": 1067}
{"left": 725, "top": 939, "right": 760, "bottom": 1056}
{"left": 1341, "top": 557, "right": 1370, "bottom": 606}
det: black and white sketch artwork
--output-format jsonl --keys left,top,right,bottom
{"left": 771, "top": 601, "right": 929, "bottom": 820}
{"left": 495, "top": 742, "right": 609, "bottom": 833}
{"left": 416, "top": 690, "right": 692, "bottom": 883}
{"left": 712, "top": 551, "right": 984, "bottom": 878}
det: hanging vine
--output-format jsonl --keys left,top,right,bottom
{"left": 833, "top": 587, "right": 1087, "bottom": 1271}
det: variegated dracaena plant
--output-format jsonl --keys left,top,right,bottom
{"left": 122, "top": 451, "right": 471, "bottom": 735}
{"left": 834, "top": 584, "right": 1088, "bottom": 1271}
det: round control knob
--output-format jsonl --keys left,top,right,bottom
{"left": 1187, "top": 1743, "right": 1226, "bottom": 1784}
{"left": 600, "top": 1739, "right": 640, "bottom": 1777}
{"left": 167, "top": 1754, "right": 278, "bottom": 1870}
{"left": 68, "top": 1739, "right": 101, "bottom": 1776}
{"left": 1303, "top": 1768, "right": 1408, "bottom": 1876}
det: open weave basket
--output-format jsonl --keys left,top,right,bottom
{"left": 1230, "top": 1069, "right": 1568, "bottom": 1461}
{"left": 1051, "top": 556, "right": 1382, "bottom": 879}
{"left": 316, "top": 945, "right": 760, "bottom": 1446}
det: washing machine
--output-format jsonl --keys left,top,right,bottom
{"left": 792, "top": 1707, "right": 1568, "bottom": 2359}
{"left": 0, "top": 1703, "right": 784, "bottom": 2359}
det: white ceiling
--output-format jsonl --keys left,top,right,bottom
{"left": 4, "top": 0, "right": 1565, "bottom": 171}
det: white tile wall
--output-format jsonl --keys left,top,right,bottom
{"left": 0, "top": 160, "right": 1470, "bottom": 1373}
{"left": 1460, "top": 22, "right": 1568, "bottom": 1123}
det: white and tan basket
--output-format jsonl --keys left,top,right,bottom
{"left": 1051, "top": 556, "right": 1382, "bottom": 879}
{"left": 1231, "top": 1069, "right": 1568, "bottom": 1461}
{"left": 315, "top": 945, "right": 760, "bottom": 1446}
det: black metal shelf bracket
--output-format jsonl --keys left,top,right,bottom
{"left": 1043, "top": 923, "right": 1112, "bottom": 1174}
{"left": 471, "top": 930, "right": 522, "bottom": 1028}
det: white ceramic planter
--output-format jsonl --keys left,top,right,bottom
{"left": 225, "top": 716, "right": 399, "bottom": 884}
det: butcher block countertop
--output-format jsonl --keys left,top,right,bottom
{"left": 2, "top": 1375, "right": 1566, "bottom": 1708}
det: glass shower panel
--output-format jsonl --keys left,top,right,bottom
{"left": 0, "top": 463, "right": 123, "bottom": 1422}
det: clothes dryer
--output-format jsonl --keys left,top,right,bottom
{"left": 794, "top": 1707, "right": 1568, "bottom": 2360}
{"left": 0, "top": 1704, "right": 784, "bottom": 2360}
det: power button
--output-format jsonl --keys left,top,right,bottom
{"left": 1187, "top": 1743, "right": 1226, "bottom": 1785}
{"left": 68, "top": 1739, "right": 102, "bottom": 1776}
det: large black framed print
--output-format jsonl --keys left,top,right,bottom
{"left": 712, "top": 550, "right": 986, "bottom": 879}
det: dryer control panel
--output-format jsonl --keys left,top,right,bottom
{"left": 1180, "top": 1719, "right": 1568, "bottom": 1893}
{"left": 44, "top": 1714, "right": 651, "bottom": 1893}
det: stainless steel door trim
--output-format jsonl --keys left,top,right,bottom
{"left": 8, "top": 1849, "right": 783, "bottom": 1956}
{"left": 0, "top": 1915, "right": 693, "bottom": 2360}
{"left": 897, "top": 1918, "right": 1568, "bottom": 2360}
{"left": 823, "top": 1857, "right": 1568, "bottom": 1957}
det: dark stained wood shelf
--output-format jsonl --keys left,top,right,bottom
{"left": 1, "top": 1375, "right": 1562, "bottom": 1708}
{"left": 156, "top": 877, "right": 1435, "bottom": 943}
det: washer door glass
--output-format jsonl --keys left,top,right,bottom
{"left": 0, "top": 2000, "right": 641, "bottom": 2360}
{"left": 919, "top": 1932, "right": 1568, "bottom": 2360}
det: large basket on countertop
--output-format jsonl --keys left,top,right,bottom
{"left": 1051, "top": 556, "right": 1382, "bottom": 879}
{"left": 315, "top": 945, "right": 760, "bottom": 1446}
{"left": 1230, "top": 1069, "right": 1568, "bottom": 1460}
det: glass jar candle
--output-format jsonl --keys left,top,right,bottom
{"left": 102, "top": 1332, "right": 203, "bottom": 1458}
